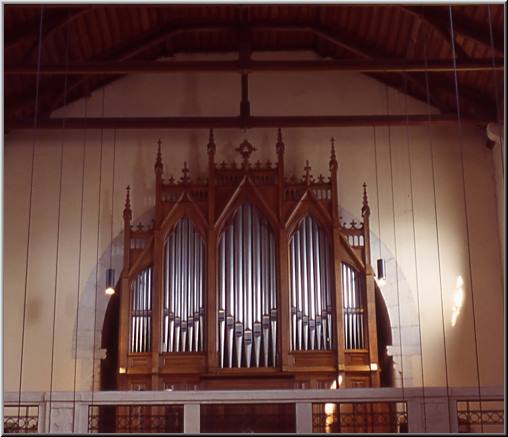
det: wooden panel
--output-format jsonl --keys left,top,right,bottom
{"left": 290, "top": 351, "right": 336, "bottom": 370}
{"left": 344, "top": 351, "right": 369, "bottom": 366}
{"left": 345, "top": 373, "right": 370, "bottom": 388}
{"left": 201, "top": 375, "right": 294, "bottom": 390}
{"left": 128, "top": 353, "right": 151, "bottom": 368}
{"left": 160, "top": 353, "right": 207, "bottom": 374}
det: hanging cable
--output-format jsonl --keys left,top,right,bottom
{"left": 91, "top": 85, "right": 106, "bottom": 409}
{"left": 448, "top": 6, "right": 484, "bottom": 431}
{"left": 384, "top": 84, "right": 406, "bottom": 405}
{"left": 373, "top": 126, "right": 386, "bottom": 286}
{"left": 106, "top": 129, "right": 117, "bottom": 295}
{"left": 71, "top": 94, "right": 88, "bottom": 431}
{"left": 487, "top": 6, "right": 504, "bottom": 177}
{"left": 420, "top": 17, "right": 452, "bottom": 433}
{"left": 401, "top": 37, "right": 427, "bottom": 431}
{"left": 47, "top": 16, "right": 71, "bottom": 431}
{"left": 17, "top": 7, "right": 45, "bottom": 427}
{"left": 487, "top": 5, "right": 505, "bottom": 299}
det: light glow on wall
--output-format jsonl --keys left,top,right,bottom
{"left": 451, "top": 275, "right": 465, "bottom": 327}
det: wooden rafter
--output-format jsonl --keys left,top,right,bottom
{"left": 5, "top": 7, "right": 92, "bottom": 51}
{"left": 6, "top": 59, "right": 502, "bottom": 75}
{"left": 399, "top": 6, "right": 469, "bottom": 59}
{"left": 402, "top": 6, "right": 504, "bottom": 55}
{"left": 6, "top": 114, "right": 489, "bottom": 131}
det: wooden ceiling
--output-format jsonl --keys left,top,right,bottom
{"left": 4, "top": 4, "right": 505, "bottom": 128}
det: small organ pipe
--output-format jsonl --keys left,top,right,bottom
{"left": 295, "top": 231, "right": 303, "bottom": 350}
{"left": 289, "top": 216, "right": 333, "bottom": 351}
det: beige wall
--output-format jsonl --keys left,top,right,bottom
{"left": 3, "top": 52, "right": 504, "bottom": 392}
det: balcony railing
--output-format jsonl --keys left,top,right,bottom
{"left": 2, "top": 386, "right": 504, "bottom": 434}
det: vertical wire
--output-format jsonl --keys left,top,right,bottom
{"left": 401, "top": 48, "right": 427, "bottom": 431}
{"left": 487, "top": 5, "right": 506, "bottom": 298}
{"left": 91, "top": 86, "right": 106, "bottom": 405}
{"left": 385, "top": 85, "right": 406, "bottom": 401}
{"left": 109, "top": 129, "right": 117, "bottom": 271}
{"left": 71, "top": 95, "right": 88, "bottom": 431}
{"left": 47, "top": 17, "right": 71, "bottom": 430}
{"left": 17, "top": 6, "right": 44, "bottom": 425}
{"left": 373, "top": 126, "right": 382, "bottom": 262}
{"left": 487, "top": 6, "right": 504, "bottom": 177}
{"left": 448, "top": 6, "right": 483, "bottom": 431}
{"left": 421, "top": 18, "right": 452, "bottom": 433}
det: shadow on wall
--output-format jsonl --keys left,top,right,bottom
{"left": 341, "top": 207, "right": 422, "bottom": 388}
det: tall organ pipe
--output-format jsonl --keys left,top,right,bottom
{"left": 162, "top": 218, "right": 205, "bottom": 353}
{"left": 289, "top": 216, "right": 333, "bottom": 351}
{"left": 130, "top": 266, "right": 152, "bottom": 353}
{"left": 218, "top": 203, "right": 277, "bottom": 368}
{"left": 341, "top": 262, "right": 364, "bottom": 350}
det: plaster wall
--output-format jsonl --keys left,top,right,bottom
{"left": 3, "top": 52, "right": 504, "bottom": 393}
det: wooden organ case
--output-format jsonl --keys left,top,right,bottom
{"left": 117, "top": 130, "right": 381, "bottom": 391}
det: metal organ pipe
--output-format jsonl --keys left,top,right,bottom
{"left": 130, "top": 266, "right": 152, "bottom": 353}
{"left": 162, "top": 218, "right": 205, "bottom": 353}
{"left": 218, "top": 203, "right": 277, "bottom": 368}
{"left": 289, "top": 216, "right": 333, "bottom": 351}
{"left": 341, "top": 263, "right": 365, "bottom": 350}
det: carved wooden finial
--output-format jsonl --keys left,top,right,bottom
{"left": 329, "top": 137, "right": 338, "bottom": 173}
{"left": 304, "top": 160, "right": 312, "bottom": 185}
{"left": 362, "top": 182, "right": 370, "bottom": 217}
{"left": 276, "top": 128, "right": 284, "bottom": 155}
{"left": 236, "top": 139, "right": 256, "bottom": 167}
{"left": 207, "top": 128, "right": 216, "bottom": 154}
{"left": 180, "top": 161, "right": 190, "bottom": 184}
{"left": 155, "top": 139, "right": 163, "bottom": 174}
{"left": 123, "top": 185, "right": 132, "bottom": 221}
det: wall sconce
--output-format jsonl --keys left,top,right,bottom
{"left": 376, "top": 258, "right": 386, "bottom": 286}
{"left": 105, "top": 268, "right": 116, "bottom": 295}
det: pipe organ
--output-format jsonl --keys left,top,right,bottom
{"left": 218, "top": 203, "right": 277, "bottom": 369}
{"left": 129, "top": 266, "right": 152, "bottom": 353}
{"left": 117, "top": 131, "right": 381, "bottom": 391}
{"left": 341, "top": 263, "right": 365, "bottom": 350}
{"left": 162, "top": 217, "right": 205, "bottom": 353}
{"left": 289, "top": 216, "right": 333, "bottom": 352}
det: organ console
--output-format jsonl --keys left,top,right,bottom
{"left": 117, "top": 130, "right": 381, "bottom": 391}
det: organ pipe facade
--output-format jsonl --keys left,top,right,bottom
{"left": 218, "top": 203, "right": 277, "bottom": 368}
{"left": 289, "top": 216, "right": 333, "bottom": 352}
{"left": 117, "top": 131, "right": 381, "bottom": 391}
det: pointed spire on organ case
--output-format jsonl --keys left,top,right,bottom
{"left": 123, "top": 185, "right": 132, "bottom": 222}
{"left": 329, "top": 137, "right": 338, "bottom": 173}
{"left": 155, "top": 139, "right": 163, "bottom": 175}
{"left": 207, "top": 128, "right": 216, "bottom": 155}
{"left": 303, "top": 160, "right": 312, "bottom": 185}
{"left": 362, "top": 182, "right": 370, "bottom": 218}
{"left": 181, "top": 161, "right": 190, "bottom": 184}
{"left": 276, "top": 128, "right": 285, "bottom": 156}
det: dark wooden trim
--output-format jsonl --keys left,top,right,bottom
{"left": 6, "top": 58, "right": 502, "bottom": 75}
{"left": 6, "top": 114, "right": 488, "bottom": 130}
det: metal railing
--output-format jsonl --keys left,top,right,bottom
{"left": 3, "top": 386, "right": 504, "bottom": 434}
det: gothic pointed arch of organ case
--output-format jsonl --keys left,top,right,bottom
{"left": 117, "top": 130, "right": 380, "bottom": 391}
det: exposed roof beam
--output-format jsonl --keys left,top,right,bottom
{"left": 399, "top": 6, "right": 469, "bottom": 59}
{"left": 6, "top": 114, "right": 488, "bottom": 131}
{"left": 402, "top": 6, "right": 503, "bottom": 55}
{"left": 5, "top": 7, "right": 92, "bottom": 51}
{"left": 6, "top": 59, "right": 502, "bottom": 75}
